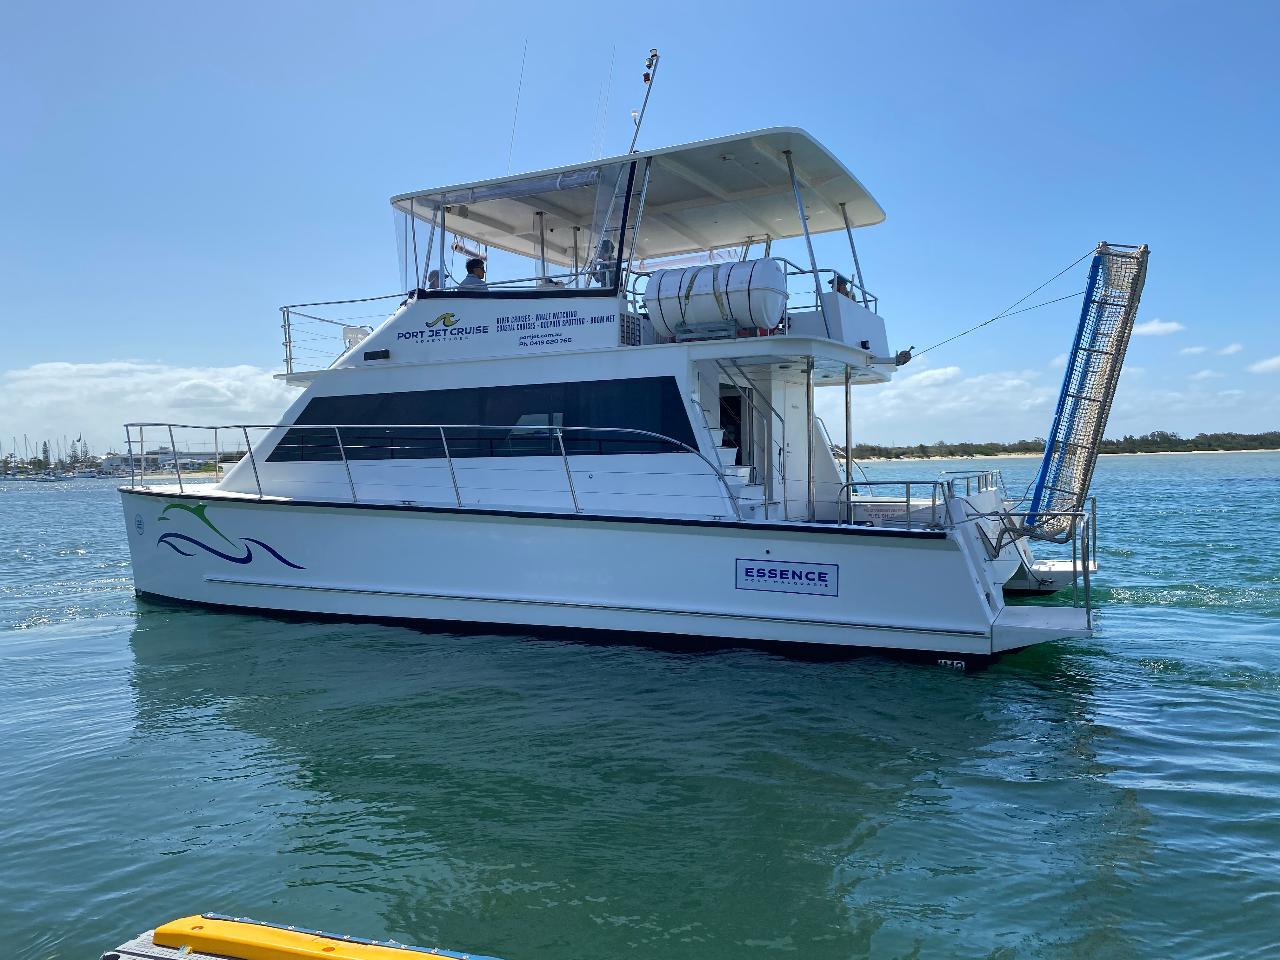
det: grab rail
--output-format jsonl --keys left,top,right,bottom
{"left": 715, "top": 358, "right": 788, "bottom": 519}
{"left": 836, "top": 479, "right": 952, "bottom": 530}
{"left": 939, "top": 470, "right": 1004, "bottom": 497}
{"left": 971, "top": 506, "right": 1096, "bottom": 618}
{"left": 123, "top": 421, "right": 743, "bottom": 521}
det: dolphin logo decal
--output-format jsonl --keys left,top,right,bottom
{"left": 156, "top": 503, "right": 304, "bottom": 569}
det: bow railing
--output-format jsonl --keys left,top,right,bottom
{"left": 123, "top": 422, "right": 743, "bottom": 520}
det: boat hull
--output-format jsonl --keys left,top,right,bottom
{"left": 120, "top": 488, "right": 1059, "bottom": 656}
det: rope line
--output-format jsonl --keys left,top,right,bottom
{"left": 915, "top": 248, "right": 1095, "bottom": 358}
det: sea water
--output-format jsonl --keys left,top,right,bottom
{"left": 1, "top": 453, "right": 1277, "bottom": 960}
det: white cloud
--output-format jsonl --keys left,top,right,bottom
{"left": 1190, "top": 369, "right": 1223, "bottom": 381}
{"left": 1133, "top": 319, "right": 1185, "bottom": 336}
{"left": 1180, "top": 346, "right": 1208, "bottom": 355}
{"left": 1048, "top": 353, "right": 1068, "bottom": 370}
{"left": 1248, "top": 355, "right": 1280, "bottom": 374}
{"left": 1218, "top": 343, "right": 1243, "bottom": 356}
{"left": 817, "top": 362, "right": 1058, "bottom": 445}
{"left": 0, "top": 361, "right": 298, "bottom": 454}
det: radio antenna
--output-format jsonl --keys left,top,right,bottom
{"left": 628, "top": 48, "right": 660, "bottom": 153}
{"left": 506, "top": 38, "right": 528, "bottom": 174}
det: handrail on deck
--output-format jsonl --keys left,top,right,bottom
{"left": 836, "top": 478, "right": 952, "bottom": 531}
{"left": 123, "top": 421, "right": 743, "bottom": 521}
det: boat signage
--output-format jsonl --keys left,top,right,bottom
{"left": 392, "top": 298, "right": 619, "bottom": 360}
{"left": 735, "top": 559, "right": 838, "bottom": 597}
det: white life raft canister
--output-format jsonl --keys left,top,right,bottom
{"left": 645, "top": 258, "right": 788, "bottom": 338}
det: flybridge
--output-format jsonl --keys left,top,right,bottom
{"left": 278, "top": 128, "right": 895, "bottom": 379}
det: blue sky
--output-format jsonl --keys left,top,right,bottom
{"left": 2, "top": 1, "right": 1278, "bottom": 451}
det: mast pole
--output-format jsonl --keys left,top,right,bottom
{"left": 628, "top": 49, "right": 660, "bottom": 153}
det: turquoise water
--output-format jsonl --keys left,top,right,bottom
{"left": 2, "top": 452, "right": 1278, "bottom": 960}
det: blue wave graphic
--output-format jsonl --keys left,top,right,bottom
{"left": 157, "top": 532, "right": 305, "bottom": 569}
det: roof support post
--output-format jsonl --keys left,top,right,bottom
{"left": 420, "top": 202, "right": 438, "bottom": 287}
{"left": 610, "top": 161, "right": 639, "bottom": 292}
{"left": 572, "top": 226, "right": 581, "bottom": 288}
{"left": 844, "top": 363, "right": 852, "bottom": 523}
{"left": 839, "top": 202, "right": 867, "bottom": 307}
{"left": 620, "top": 157, "right": 653, "bottom": 293}
{"left": 806, "top": 358, "right": 816, "bottom": 521}
{"left": 536, "top": 211, "right": 547, "bottom": 279}
{"left": 785, "top": 149, "right": 831, "bottom": 339}
{"left": 438, "top": 204, "right": 447, "bottom": 288}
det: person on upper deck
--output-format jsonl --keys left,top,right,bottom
{"left": 458, "top": 258, "right": 488, "bottom": 290}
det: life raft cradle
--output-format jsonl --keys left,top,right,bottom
{"left": 104, "top": 915, "right": 505, "bottom": 960}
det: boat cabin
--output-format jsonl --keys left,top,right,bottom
{"left": 232, "top": 129, "right": 904, "bottom": 523}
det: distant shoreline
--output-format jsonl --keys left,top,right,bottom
{"left": 855, "top": 448, "right": 1280, "bottom": 462}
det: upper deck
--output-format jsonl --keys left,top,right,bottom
{"left": 281, "top": 128, "right": 896, "bottom": 383}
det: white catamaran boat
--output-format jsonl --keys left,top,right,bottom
{"left": 119, "top": 128, "right": 1148, "bottom": 662}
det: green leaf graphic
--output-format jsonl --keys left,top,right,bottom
{"left": 158, "top": 502, "right": 236, "bottom": 547}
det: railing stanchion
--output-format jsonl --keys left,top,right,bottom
{"left": 282, "top": 307, "right": 294, "bottom": 374}
{"left": 905, "top": 482, "right": 912, "bottom": 531}
{"left": 333, "top": 427, "right": 357, "bottom": 502}
{"left": 242, "top": 427, "right": 263, "bottom": 499}
{"left": 1071, "top": 518, "right": 1080, "bottom": 608}
{"left": 1091, "top": 495, "right": 1098, "bottom": 558}
{"left": 1083, "top": 515, "right": 1093, "bottom": 629}
{"left": 555, "top": 429, "right": 582, "bottom": 514}
{"left": 139, "top": 426, "right": 145, "bottom": 486}
{"left": 931, "top": 484, "right": 938, "bottom": 528}
{"left": 439, "top": 428, "right": 461, "bottom": 507}
{"left": 168, "top": 426, "right": 183, "bottom": 493}
{"left": 125, "top": 426, "right": 135, "bottom": 487}
{"left": 213, "top": 428, "right": 220, "bottom": 483}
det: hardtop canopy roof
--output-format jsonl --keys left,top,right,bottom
{"left": 390, "top": 127, "right": 885, "bottom": 268}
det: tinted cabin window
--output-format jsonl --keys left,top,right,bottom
{"left": 268, "top": 377, "right": 695, "bottom": 462}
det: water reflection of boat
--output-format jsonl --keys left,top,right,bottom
{"left": 125, "top": 604, "right": 1144, "bottom": 958}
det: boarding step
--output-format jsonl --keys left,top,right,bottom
{"left": 1003, "top": 558, "right": 1098, "bottom": 595}
{"left": 722, "top": 463, "right": 753, "bottom": 483}
{"left": 734, "top": 483, "right": 769, "bottom": 518}
{"left": 992, "top": 604, "right": 1092, "bottom": 652}
{"left": 715, "top": 445, "right": 739, "bottom": 468}
{"left": 706, "top": 428, "right": 725, "bottom": 446}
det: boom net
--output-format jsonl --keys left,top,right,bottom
{"left": 1026, "top": 242, "right": 1149, "bottom": 540}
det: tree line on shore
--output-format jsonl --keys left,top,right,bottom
{"left": 840, "top": 430, "right": 1280, "bottom": 460}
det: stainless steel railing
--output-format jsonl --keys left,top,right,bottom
{"left": 716, "top": 358, "right": 788, "bottom": 518}
{"left": 939, "top": 469, "right": 1005, "bottom": 498}
{"left": 123, "top": 421, "right": 744, "bottom": 521}
{"left": 979, "top": 507, "right": 1096, "bottom": 623}
{"left": 836, "top": 479, "right": 954, "bottom": 530}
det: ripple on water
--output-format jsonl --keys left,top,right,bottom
{"left": 2, "top": 460, "right": 1280, "bottom": 960}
